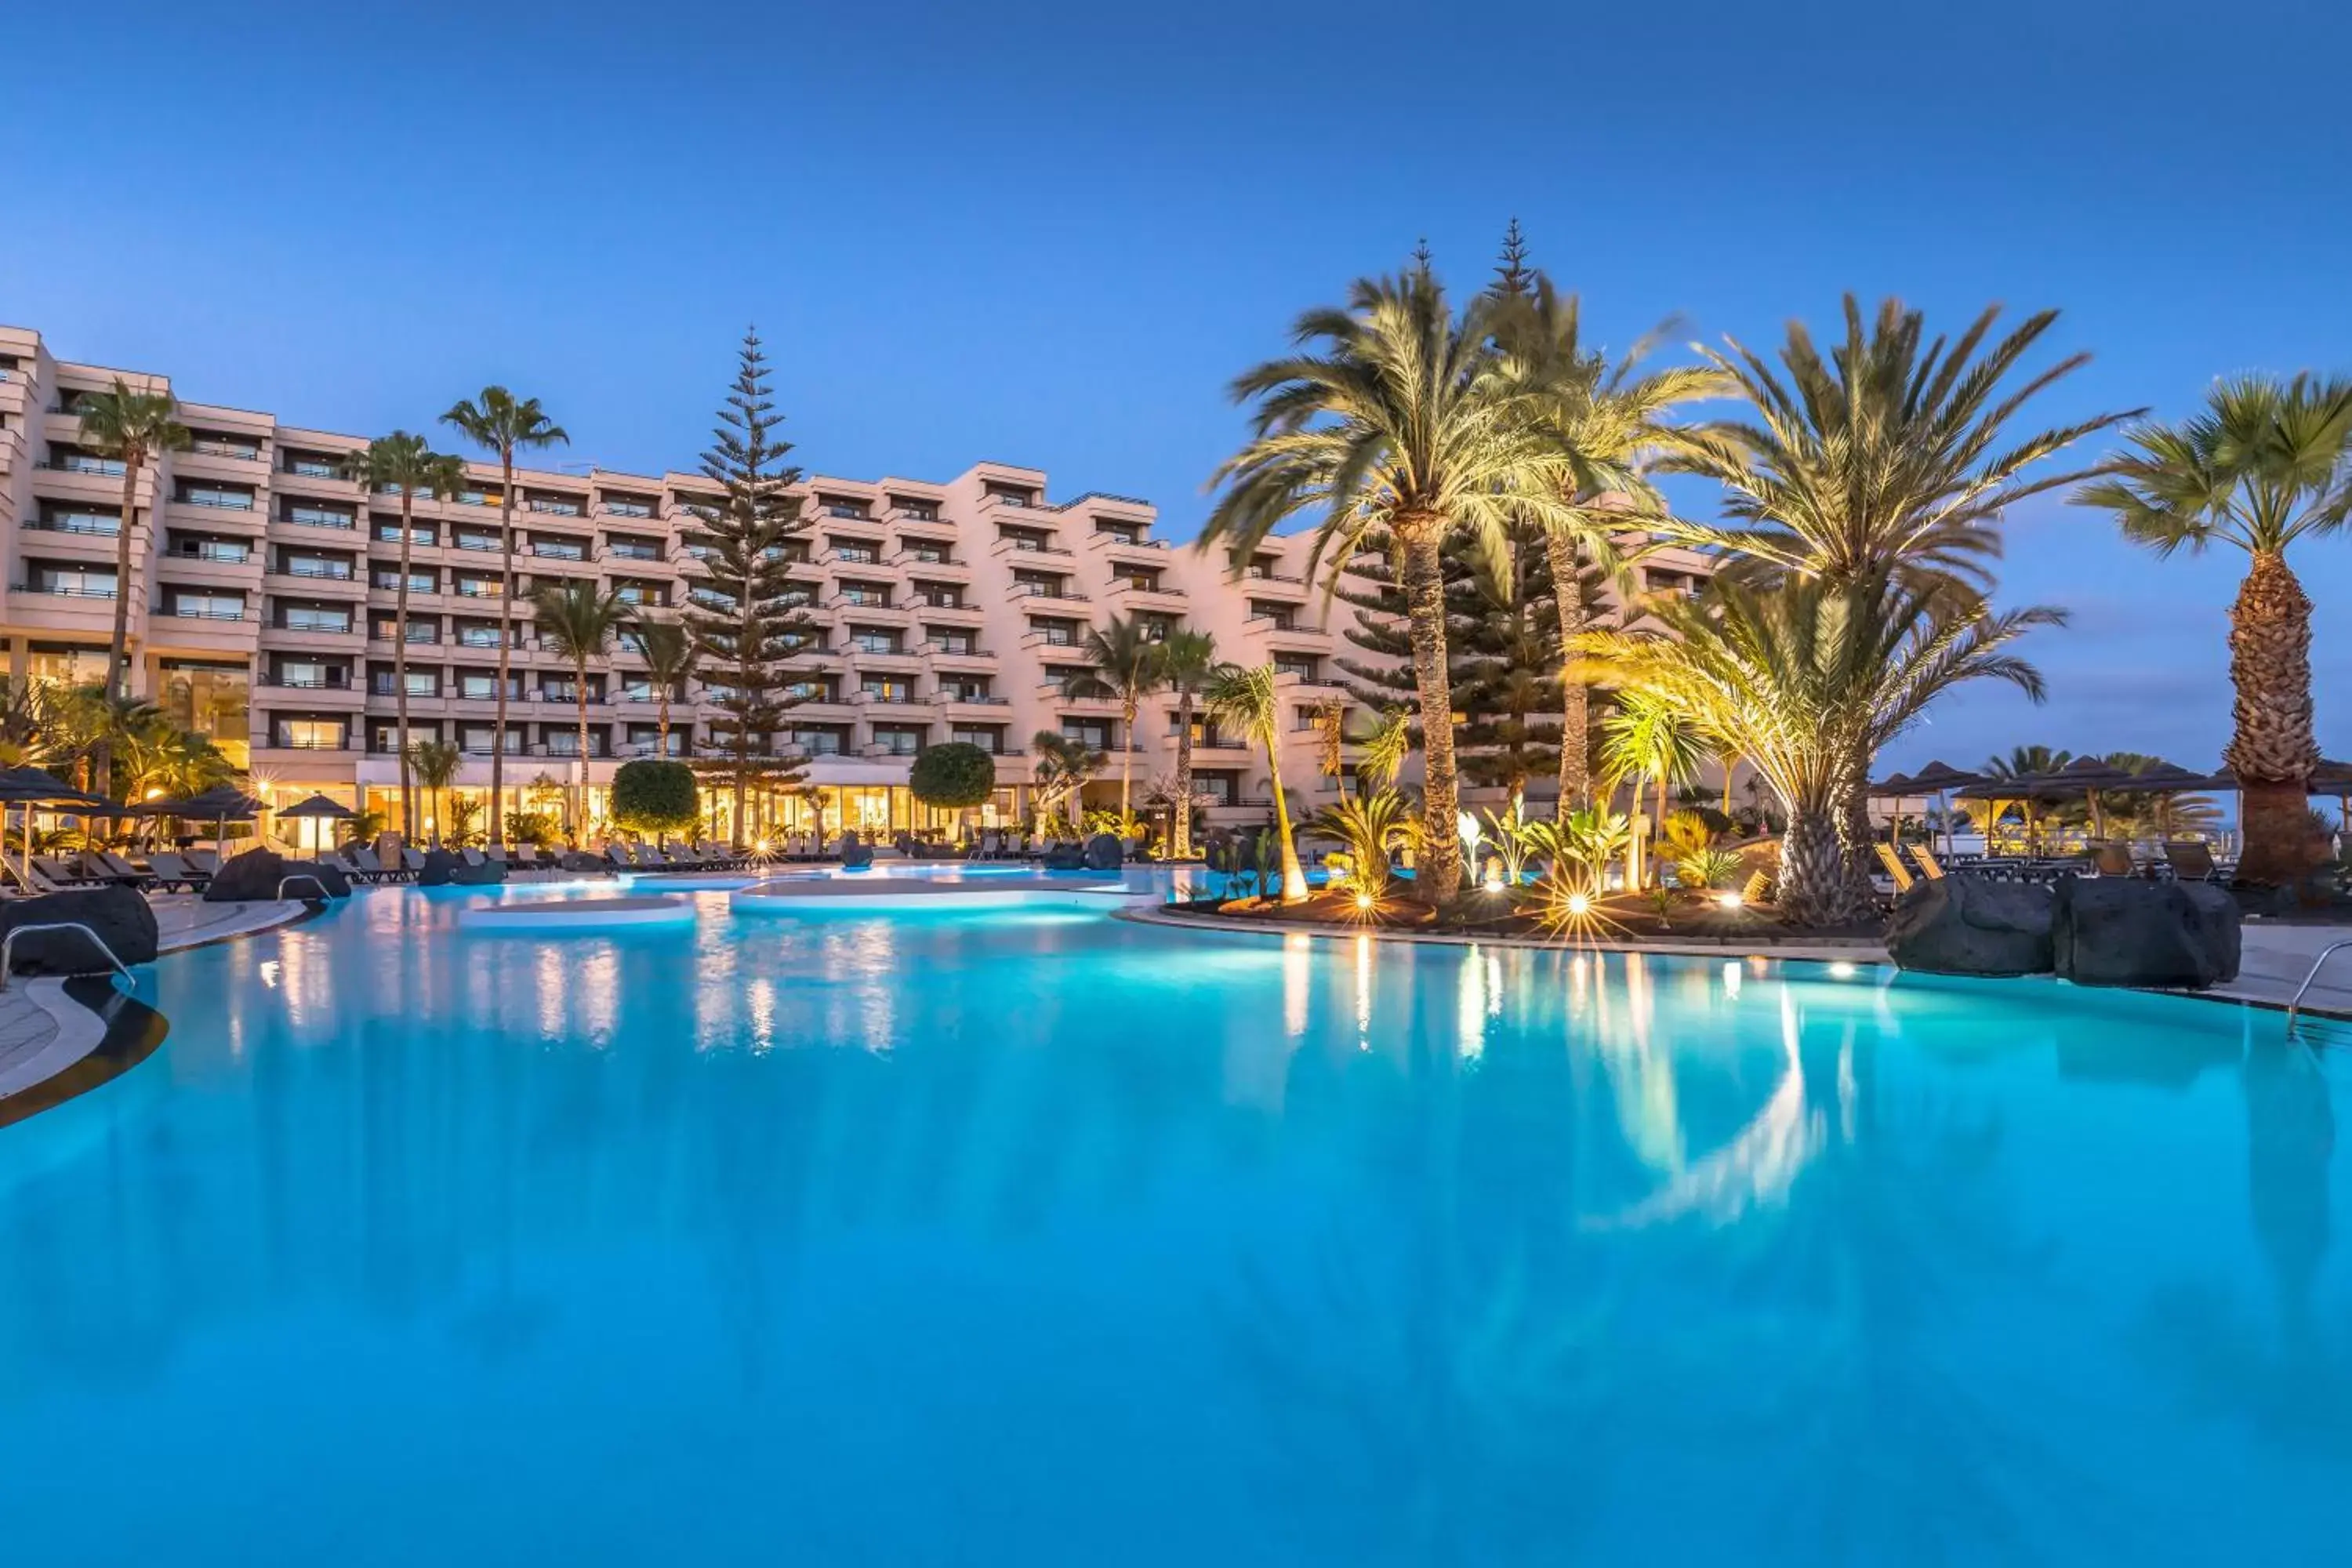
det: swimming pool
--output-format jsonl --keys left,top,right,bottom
{"left": 0, "top": 880, "right": 2345, "bottom": 1563}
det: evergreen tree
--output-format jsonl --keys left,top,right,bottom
{"left": 1451, "top": 522, "right": 1561, "bottom": 811}
{"left": 1488, "top": 218, "right": 1534, "bottom": 300}
{"left": 681, "top": 330, "right": 822, "bottom": 840}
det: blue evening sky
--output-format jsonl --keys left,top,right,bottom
{"left": 7, "top": 0, "right": 2348, "bottom": 774}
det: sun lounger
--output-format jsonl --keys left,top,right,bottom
{"left": 460, "top": 848, "right": 488, "bottom": 869}
{"left": 1907, "top": 844, "right": 1947, "bottom": 880}
{"left": 147, "top": 851, "right": 211, "bottom": 892}
{"left": 2162, "top": 840, "right": 2220, "bottom": 881}
{"left": 1875, "top": 843, "right": 1915, "bottom": 892}
{"left": 401, "top": 848, "right": 426, "bottom": 874}
{"left": 32, "top": 855, "right": 104, "bottom": 889}
{"left": 2090, "top": 841, "right": 2136, "bottom": 877}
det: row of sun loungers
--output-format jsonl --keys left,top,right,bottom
{"left": 1875, "top": 839, "right": 2233, "bottom": 893}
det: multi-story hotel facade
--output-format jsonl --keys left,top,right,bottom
{"left": 0, "top": 325, "right": 1719, "bottom": 841}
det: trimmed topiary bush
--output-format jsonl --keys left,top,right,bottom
{"left": 909, "top": 742, "right": 996, "bottom": 814}
{"left": 610, "top": 758, "right": 699, "bottom": 837}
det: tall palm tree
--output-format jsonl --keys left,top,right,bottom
{"left": 343, "top": 433, "right": 465, "bottom": 841}
{"left": 1660, "top": 296, "right": 2134, "bottom": 588}
{"left": 1080, "top": 612, "right": 1167, "bottom": 829}
{"left": 2074, "top": 374, "right": 2352, "bottom": 885}
{"left": 625, "top": 615, "right": 699, "bottom": 754}
{"left": 406, "top": 738, "right": 463, "bottom": 846}
{"left": 1573, "top": 572, "right": 2060, "bottom": 924}
{"left": 1497, "top": 279, "right": 1722, "bottom": 813}
{"left": 1155, "top": 629, "right": 1222, "bottom": 858}
{"left": 1976, "top": 744, "right": 2074, "bottom": 851}
{"left": 441, "top": 388, "right": 568, "bottom": 848}
{"left": 1029, "top": 728, "right": 1104, "bottom": 833}
{"left": 1202, "top": 265, "right": 1586, "bottom": 902}
{"left": 1657, "top": 295, "right": 2132, "bottom": 895}
{"left": 1598, "top": 689, "right": 1710, "bottom": 883}
{"left": 1206, "top": 662, "right": 1307, "bottom": 905}
{"left": 528, "top": 580, "right": 633, "bottom": 837}
{"left": 72, "top": 379, "right": 190, "bottom": 795}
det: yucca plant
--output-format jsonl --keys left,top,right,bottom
{"left": 2074, "top": 373, "right": 2352, "bottom": 885}
{"left": 1316, "top": 787, "right": 1423, "bottom": 896}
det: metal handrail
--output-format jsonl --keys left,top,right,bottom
{"left": 2284, "top": 938, "right": 2352, "bottom": 1030}
{"left": 278, "top": 875, "right": 332, "bottom": 902}
{"left": 0, "top": 922, "right": 136, "bottom": 993}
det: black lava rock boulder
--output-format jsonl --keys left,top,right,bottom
{"left": 1083, "top": 833, "right": 1123, "bottom": 871}
{"left": 1041, "top": 841, "right": 1087, "bottom": 871}
{"left": 1886, "top": 876, "right": 2056, "bottom": 977}
{"left": 2053, "top": 877, "right": 2241, "bottom": 989}
{"left": 0, "top": 884, "right": 160, "bottom": 975}
{"left": 281, "top": 859, "right": 351, "bottom": 898}
{"left": 202, "top": 848, "right": 288, "bottom": 903}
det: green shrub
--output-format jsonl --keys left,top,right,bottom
{"left": 610, "top": 759, "right": 699, "bottom": 837}
{"left": 503, "top": 810, "right": 561, "bottom": 848}
{"left": 909, "top": 742, "right": 996, "bottom": 812}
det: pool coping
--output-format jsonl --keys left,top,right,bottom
{"left": 1116, "top": 902, "right": 1891, "bottom": 964}
{"left": 0, "top": 897, "right": 314, "bottom": 1122}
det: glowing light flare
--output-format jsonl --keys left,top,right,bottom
{"left": 1715, "top": 891, "right": 1744, "bottom": 912}
{"left": 1827, "top": 960, "right": 1858, "bottom": 980}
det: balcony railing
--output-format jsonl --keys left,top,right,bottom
{"left": 178, "top": 492, "right": 255, "bottom": 510}
{"left": 262, "top": 674, "right": 351, "bottom": 690}
{"left": 280, "top": 561, "right": 355, "bottom": 580}
{"left": 26, "top": 516, "right": 121, "bottom": 536}
{"left": 282, "top": 508, "right": 357, "bottom": 529}
{"left": 169, "top": 604, "right": 251, "bottom": 620}
{"left": 17, "top": 583, "right": 116, "bottom": 598}
{"left": 171, "top": 542, "right": 250, "bottom": 563}
{"left": 41, "top": 457, "right": 126, "bottom": 477}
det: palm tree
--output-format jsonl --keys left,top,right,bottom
{"left": 1660, "top": 295, "right": 2134, "bottom": 589}
{"left": 441, "top": 388, "right": 569, "bottom": 848}
{"left": 2074, "top": 374, "right": 2352, "bottom": 885}
{"left": 528, "top": 580, "right": 633, "bottom": 837}
{"left": 343, "top": 433, "right": 465, "bottom": 841}
{"left": 1497, "top": 278, "right": 1721, "bottom": 813}
{"left": 406, "top": 738, "right": 463, "bottom": 846}
{"left": 71, "top": 379, "right": 190, "bottom": 795}
{"left": 1353, "top": 708, "right": 1414, "bottom": 793}
{"left": 1202, "top": 265, "right": 1586, "bottom": 902}
{"left": 1029, "top": 729, "right": 1104, "bottom": 834}
{"left": 1598, "top": 690, "right": 1710, "bottom": 884}
{"left": 625, "top": 615, "right": 699, "bottom": 755}
{"left": 1573, "top": 572, "right": 2060, "bottom": 924}
{"left": 1657, "top": 295, "right": 2132, "bottom": 895}
{"left": 1976, "top": 744, "right": 2074, "bottom": 852}
{"left": 1206, "top": 662, "right": 1307, "bottom": 905}
{"left": 1079, "top": 612, "right": 1167, "bottom": 829}
{"left": 1155, "top": 629, "right": 1221, "bottom": 859}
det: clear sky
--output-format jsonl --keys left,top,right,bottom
{"left": 8, "top": 0, "right": 2349, "bottom": 775}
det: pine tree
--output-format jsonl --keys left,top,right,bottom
{"left": 681, "top": 330, "right": 822, "bottom": 840}
{"left": 1488, "top": 218, "right": 1534, "bottom": 300}
{"left": 1452, "top": 522, "right": 1561, "bottom": 811}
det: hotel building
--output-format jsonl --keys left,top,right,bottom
{"left": 0, "top": 325, "right": 1717, "bottom": 839}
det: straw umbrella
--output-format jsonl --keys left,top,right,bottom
{"left": 2047, "top": 755, "right": 2139, "bottom": 842}
{"left": 276, "top": 793, "right": 357, "bottom": 855}
{"left": 0, "top": 767, "right": 108, "bottom": 892}
{"left": 1900, "top": 760, "right": 1987, "bottom": 859}
{"left": 134, "top": 784, "right": 267, "bottom": 862}
{"left": 1867, "top": 771, "right": 1916, "bottom": 846}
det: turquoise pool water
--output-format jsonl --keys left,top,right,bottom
{"left": 0, "top": 879, "right": 2346, "bottom": 1563}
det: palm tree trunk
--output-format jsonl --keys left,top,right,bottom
{"left": 1120, "top": 694, "right": 1135, "bottom": 826}
{"left": 1834, "top": 742, "right": 1878, "bottom": 916}
{"left": 2227, "top": 549, "right": 2322, "bottom": 887}
{"left": 1399, "top": 514, "right": 1461, "bottom": 902}
{"left": 395, "top": 485, "right": 416, "bottom": 841}
{"left": 491, "top": 451, "right": 514, "bottom": 850}
{"left": 1172, "top": 690, "right": 1196, "bottom": 859}
{"left": 575, "top": 656, "right": 590, "bottom": 841}
{"left": 1776, "top": 804, "right": 1845, "bottom": 927}
{"left": 656, "top": 684, "right": 670, "bottom": 752}
{"left": 95, "top": 451, "right": 143, "bottom": 798}
{"left": 1265, "top": 740, "right": 1307, "bottom": 905}
{"left": 1545, "top": 529, "right": 1587, "bottom": 818}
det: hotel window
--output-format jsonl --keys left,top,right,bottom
{"left": 372, "top": 615, "right": 438, "bottom": 643}
{"left": 1195, "top": 773, "right": 1237, "bottom": 806}
{"left": 284, "top": 503, "right": 355, "bottom": 528}
{"left": 191, "top": 436, "right": 262, "bottom": 461}
{"left": 1060, "top": 718, "right": 1113, "bottom": 751}
{"left": 1094, "top": 520, "right": 1143, "bottom": 544}
{"left": 1293, "top": 706, "right": 1326, "bottom": 732}
{"left": 375, "top": 520, "right": 434, "bottom": 545}
{"left": 606, "top": 535, "right": 661, "bottom": 560}
{"left": 943, "top": 678, "right": 992, "bottom": 702}
{"left": 168, "top": 589, "right": 246, "bottom": 621}
{"left": 916, "top": 585, "right": 964, "bottom": 608}
{"left": 889, "top": 497, "right": 940, "bottom": 521}
{"left": 457, "top": 624, "right": 506, "bottom": 648}
{"left": 158, "top": 661, "right": 250, "bottom": 767}
{"left": 26, "top": 646, "right": 104, "bottom": 687}
{"left": 785, "top": 678, "right": 834, "bottom": 702}
{"left": 283, "top": 605, "right": 353, "bottom": 633}
{"left": 861, "top": 677, "right": 913, "bottom": 703}
{"left": 828, "top": 539, "right": 880, "bottom": 564}
{"left": 281, "top": 553, "right": 353, "bottom": 580}
{"left": 1273, "top": 655, "right": 1319, "bottom": 682}
{"left": 848, "top": 629, "right": 902, "bottom": 656}
{"left": 930, "top": 630, "right": 977, "bottom": 655}
{"left": 276, "top": 661, "right": 345, "bottom": 689}
{"left": 901, "top": 543, "right": 949, "bottom": 564}
{"left": 275, "top": 720, "right": 347, "bottom": 750}
{"left": 531, "top": 537, "right": 586, "bottom": 561}
{"left": 29, "top": 565, "right": 118, "bottom": 597}
{"left": 454, "top": 575, "right": 503, "bottom": 598}
{"left": 457, "top": 724, "right": 521, "bottom": 753}
{"left": 797, "top": 728, "right": 845, "bottom": 757}
{"left": 1249, "top": 601, "right": 1295, "bottom": 629}
{"left": 456, "top": 489, "right": 498, "bottom": 508}
{"left": 373, "top": 669, "right": 437, "bottom": 697}
{"left": 457, "top": 674, "right": 502, "bottom": 700}
{"left": 288, "top": 456, "right": 340, "bottom": 478}
{"left": 374, "top": 568, "right": 436, "bottom": 593}
{"left": 822, "top": 498, "right": 871, "bottom": 520}
{"left": 1011, "top": 572, "right": 1063, "bottom": 597}
{"left": 37, "top": 503, "right": 121, "bottom": 535}
{"left": 1123, "top": 572, "right": 1164, "bottom": 593}
{"left": 54, "top": 451, "right": 126, "bottom": 477}
{"left": 527, "top": 495, "right": 583, "bottom": 516}
{"left": 179, "top": 485, "right": 254, "bottom": 510}
{"left": 950, "top": 726, "right": 1004, "bottom": 753}
{"left": 454, "top": 531, "right": 499, "bottom": 552}
{"left": 869, "top": 725, "right": 924, "bottom": 757}
{"left": 838, "top": 581, "right": 890, "bottom": 608}
{"left": 1030, "top": 619, "right": 1077, "bottom": 646}
{"left": 601, "top": 495, "right": 655, "bottom": 519}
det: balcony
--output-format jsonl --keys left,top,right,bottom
{"left": 1008, "top": 583, "right": 1089, "bottom": 610}
{"left": 989, "top": 535, "right": 1071, "bottom": 560}
{"left": 176, "top": 489, "right": 257, "bottom": 512}
{"left": 1105, "top": 580, "right": 1188, "bottom": 614}
{"left": 1083, "top": 530, "right": 1167, "bottom": 561}
{"left": 40, "top": 455, "right": 126, "bottom": 478}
